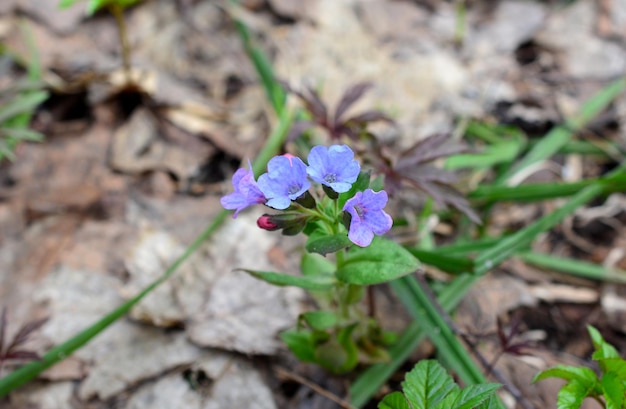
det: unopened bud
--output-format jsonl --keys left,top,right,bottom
{"left": 257, "top": 215, "right": 280, "bottom": 231}
{"left": 257, "top": 213, "right": 309, "bottom": 236}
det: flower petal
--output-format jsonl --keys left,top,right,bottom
{"left": 348, "top": 216, "right": 375, "bottom": 247}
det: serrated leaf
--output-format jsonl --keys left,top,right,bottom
{"left": 378, "top": 392, "right": 411, "bottom": 409}
{"left": 402, "top": 360, "right": 457, "bottom": 409}
{"left": 305, "top": 233, "right": 352, "bottom": 256}
{"left": 599, "top": 358, "right": 626, "bottom": 378}
{"left": 336, "top": 237, "right": 420, "bottom": 285}
{"left": 240, "top": 269, "right": 335, "bottom": 290}
{"left": 556, "top": 379, "right": 593, "bottom": 409}
{"left": 433, "top": 383, "right": 501, "bottom": 409}
{"left": 588, "top": 325, "right": 620, "bottom": 360}
{"left": 600, "top": 372, "right": 623, "bottom": 409}
{"left": 477, "top": 395, "right": 502, "bottom": 409}
{"left": 533, "top": 365, "right": 598, "bottom": 386}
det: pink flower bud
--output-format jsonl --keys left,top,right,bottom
{"left": 257, "top": 215, "right": 280, "bottom": 231}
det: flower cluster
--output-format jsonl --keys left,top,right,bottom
{"left": 221, "top": 145, "right": 392, "bottom": 247}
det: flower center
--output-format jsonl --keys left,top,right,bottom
{"left": 288, "top": 184, "right": 301, "bottom": 195}
{"left": 324, "top": 173, "right": 337, "bottom": 183}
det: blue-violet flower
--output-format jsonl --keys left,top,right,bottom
{"left": 343, "top": 189, "right": 392, "bottom": 247}
{"left": 258, "top": 155, "right": 311, "bottom": 210}
{"left": 306, "top": 145, "right": 360, "bottom": 193}
{"left": 220, "top": 160, "right": 266, "bottom": 218}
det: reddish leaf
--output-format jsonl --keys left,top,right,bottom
{"left": 344, "top": 110, "right": 394, "bottom": 126}
{"left": 4, "top": 350, "right": 41, "bottom": 361}
{"left": 0, "top": 308, "right": 6, "bottom": 354}
{"left": 7, "top": 317, "right": 48, "bottom": 351}
{"left": 334, "top": 82, "right": 373, "bottom": 124}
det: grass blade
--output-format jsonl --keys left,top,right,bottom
{"left": 498, "top": 78, "right": 626, "bottom": 184}
{"left": 518, "top": 252, "right": 626, "bottom": 284}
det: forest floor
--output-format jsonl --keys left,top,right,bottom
{"left": 1, "top": 0, "right": 626, "bottom": 408}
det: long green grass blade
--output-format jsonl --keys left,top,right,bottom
{"left": 518, "top": 252, "right": 626, "bottom": 283}
{"left": 230, "top": 2, "right": 286, "bottom": 116}
{"left": 499, "top": 78, "right": 626, "bottom": 184}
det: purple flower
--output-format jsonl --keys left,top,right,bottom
{"left": 343, "top": 189, "right": 392, "bottom": 247}
{"left": 220, "top": 160, "right": 266, "bottom": 218}
{"left": 258, "top": 155, "right": 311, "bottom": 210}
{"left": 306, "top": 145, "right": 360, "bottom": 193}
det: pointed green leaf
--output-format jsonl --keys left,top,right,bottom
{"left": 240, "top": 269, "right": 335, "bottom": 290}
{"left": 556, "top": 379, "right": 594, "bottom": 409}
{"left": 600, "top": 372, "right": 623, "bottom": 409}
{"left": 598, "top": 358, "right": 626, "bottom": 378}
{"left": 337, "top": 237, "right": 420, "bottom": 285}
{"left": 402, "top": 360, "right": 457, "bottom": 409}
{"left": 533, "top": 365, "right": 598, "bottom": 386}
{"left": 305, "top": 233, "right": 352, "bottom": 256}
{"left": 378, "top": 392, "right": 411, "bottom": 409}
{"left": 588, "top": 325, "right": 620, "bottom": 360}
{"left": 435, "top": 383, "right": 501, "bottom": 409}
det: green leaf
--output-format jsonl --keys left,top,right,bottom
{"left": 556, "top": 379, "right": 594, "bottom": 409}
{"left": 0, "top": 91, "right": 48, "bottom": 124}
{"left": 305, "top": 233, "right": 352, "bottom": 256}
{"left": 402, "top": 360, "right": 457, "bottom": 409}
{"left": 405, "top": 247, "right": 474, "bottom": 275}
{"left": 240, "top": 269, "right": 335, "bottom": 290}
{"left": 1, "top": 127, "right": 44, "bottom": 142}
{"left": 588, "top": 325, "right": 620, "bottom": 360}
{"left": 336, "top": 237, "right": 420, "bottom": 285}
{"left": 338, "top": 170, "right": 370, "bottom": 209}
{"left": 533, "top": 365, "right": 598, "bottom": 386}
{"left": 378, "top": 392, "right": 410, "bottom": 409}
{"left": 280, "top": 330, "right": 316, "bottom": 362}
{"left": 598, "top": 358, "right": 626, "bottom": 378}
{"left": 301, "top": 311, "right": 337, "bottom": 331}
{"left": 600, "top": 372, "right": 623, "bottom": 409}
{"left": 434, "top": 383, "right": 501, "bottom": 409}
{"left": 58, "top": 0, "right": 80, "bottom": 9}
{"left": 301, "top": 252, "right": 335, "bottom": 276}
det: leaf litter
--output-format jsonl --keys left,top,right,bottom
{"left": 1, "top": 0, "right": 626, "bottom": 407}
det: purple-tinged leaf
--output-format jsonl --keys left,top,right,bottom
{"left": 396, "top": 134, "right": 468, "bottom": 170}
{"left": 334, "top": 82, "right": 373, "bottom": 124}
{"left": 5, "top": 350, "right": 41, "bottom": 361}
{"left": 344, "top": 110, "right": 394, "bottom": 126}
{"left": 6, "top": 317, "right": 48, "bottom": 352}
{"left": 0, "top": 308, "right": 6, "bottom": 354}
{"left": 286, "top": 120, "right": 316, "bottom": 141}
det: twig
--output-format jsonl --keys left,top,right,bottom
{"left": 273, "top": 366, "right": 356, "bottom": 409}
{"left": 414, "top": 272, "right": 536, "bottom": 409}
